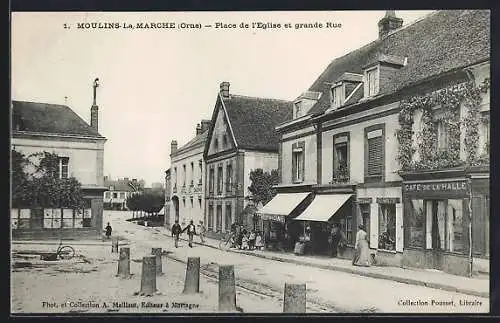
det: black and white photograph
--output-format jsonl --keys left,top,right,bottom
{"left": 10, "top": 9, "right": 490, "bottom": 314}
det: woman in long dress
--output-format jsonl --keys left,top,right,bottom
{"left": 353, "top": 224, "right": 371, "bottom": 267}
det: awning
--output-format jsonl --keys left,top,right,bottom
{"left": 256, "top": 192, "right": 311, "bottom": 222}
{"left": 293, "top": 194, "right": 352, "bottom": 222}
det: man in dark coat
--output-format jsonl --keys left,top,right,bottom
{"left": 329, "top": 223, "right": 341, "bottom": 258}
{"left": 171, "top": 220, "right": 182, "bottom": 248}
{"left": 182, "top": 220, "right": 197, "bottom": 248}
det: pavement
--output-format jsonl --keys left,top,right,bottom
{"left": 158, "top": 227, "right": 489, "bottom": 299}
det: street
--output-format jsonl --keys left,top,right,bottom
{"left": 11, "top": 211, "right": 489, "bottom": 314}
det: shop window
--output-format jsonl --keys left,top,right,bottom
{"left": 292, "top": 142, "right": 305, "bottom": 183}
{"left": 365, "top": 125, "right": 384, "bottom": 181}
{"left": 345, "top": 215, "right": 353, "bottom": 244}
{"left": 216, "top": 205, "right": 223, "bottom": 232}
{"left": 208, "top": 206, "right": 214, "bottom": 230}
{"left": 44, "top": 209, "right": 61, "bottom": 228}
{"left": 225, "top": 204, "right": 232, "bottom": 232}
{"left": 378, "top": 204, "right": 396, "bottom": 251}
{"left": 431, "top": 200, "right": 463, "bottom": 253}
{"left": 407, "top": 199, "right": 425, "bottom": 248}
{"left": 217, "top": 166, "right": 223, "bottom": 194}
{"left": 11, "top": 209, "right": 31, "bottom": 229}
{"left": 333, "top": 134, "right": 349, "bottom": 182}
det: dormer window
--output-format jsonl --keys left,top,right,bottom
{"left": 331, "top": 83, "right": 344, "bottom": 108}
{"left": 365, "top": 66, "right": 379, "bottom": 97}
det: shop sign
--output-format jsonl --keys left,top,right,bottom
{"left": 403, "top": 180, "right": 468, "bottom": 193}
{"left": 259, "top": 213, "right": 286, "bottom": 223}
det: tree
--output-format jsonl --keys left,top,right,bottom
{"left": 247, "top": 168, "right": 280, "bottom": 206}
{"left": 11, "top": 150, "right": 85, "bottom": 209}
{"left": 126, "top": 191, "right": 164, "bottom": 217}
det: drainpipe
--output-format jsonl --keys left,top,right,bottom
{"left": 467, "top": 177, "right": 473, "bottom": 278}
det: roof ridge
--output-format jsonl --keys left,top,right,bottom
{"left": 12, "top": 99, "right": 69, "bottom": 108}
{"left": 228, "top": 94, "right": 292, "bottom": 103}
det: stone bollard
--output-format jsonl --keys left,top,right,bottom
{"left": 283, "top": 283, "right": 306, "bottom": 313}
{"left": 111, "top": 237, "right": 119, "bottom": 253}
{"left": 183, "top": 257, "right": 200, "bottom": 294}
{"left": 116, "top": 247, "right": 131, "bottom": 278}
{"left": 138, "top": 255, "right": 157, "bottom": 296}
{"left": 218, "top": 265, "right": 237, "bottom": 312}
{"left": 151, "top": 248, "right": 163, "bottom": 275}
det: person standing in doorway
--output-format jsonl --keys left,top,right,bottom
{"left": 182, "top": 220, "right": 197, "bottom": 248}
{"left": 198, "top": 220, "right": 206, "bottom": 243}
{"left": 171, "top": 220, "right": 182, "bottom": 248}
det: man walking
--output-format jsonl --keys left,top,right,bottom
{"left": 198, "top": 220, "right": 206, "bottom": 243}
{"left": 171, "top": 220, "right": 182, "bottom": 248}
{"left": 182, "top": 220, "right": 197, "bottom": 248}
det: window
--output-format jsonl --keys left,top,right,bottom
{"left": 183, "top": 198, "right": 186, "bottom": 207}
{"left": 113, "top": 192, "right": 118, "bottom": 199}
{"left": 333, "top": 134, "right": 349, "bottom": 182}
{"left": 209, "top": 167, "right": 215, "bottom": 194}
{"left": 11, "top": 209, "right": 31, "bottom": 229}
{"left": 217, "top": 166, "right": 223, "bottom": 194}
{"left": 119, "top": 192, "right": 125, "bottom": 199}
{"left": 226, "top": 163, "right": 233, "bottom": 192}
{"left": 225, "top": 204, "right": 232, "bottom": 232}
{"left": 105, "top": 192, "right": 110, "bottom": 199}
{"left": 365, "top": 126, "right": 384, "bottom": 180}
{"left": 223, "top": 135, "right": 228, "bottom": 148}
{"left": 436, "top": 120, "right": 449, "bottom": 151}
{"left": 430, "top": 200, "right": 464, "bottom": 253}
{"left": 407, "top": 199, "right": 425, "bottom": 248}
{"left": 174, "top": 167, "right": 177, "bottom": 188}
{"left": 216, "top": 205, "right": 223, "bottom": 232}
{"left": 378, "top": 204, "right": 396, "bottom": 251}
{"left": 292, "top": 142, "right": 305, "bottom": 183}
{"left": 481, "top": 112, "right": 490, "bottom": 154}
{"left": 365, "top": 67, "right": 379, "bottom": 97}
{"left": 58, "top": 157, "right": 69, "bottom": 179}
{"left": 183, "top": 164, "right": 186, "bottom": 186}
{"left": 214, "top": 138, "right": 219, "bottom": 151}
{"left": 198, "top": 198, "right": 202, "bottom": 208}
{"left": 360, "top": 204, "right": 370, "bottom": 240}
{"left": 208, "top": 205, "right": 214, "bottom": 230}
{"left": 198, "top": 160, "right": 203, "bottom": 185}
{"left": 294, "top": 101, "right": 302, "bottom": 119}
{"left": 190, "top": 198, "right": 194, "bottom": 208}
{"left": 190, "top": 162, "right": 194, "bottom": 185}
{"left": 346, "top": 215, "right": 353, "bottom": 244}
{"left": 331, "top": 84, "right": 344, "bottom": 108}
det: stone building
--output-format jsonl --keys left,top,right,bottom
{"left": 268, "top": 10, "right": 489, "bottom": 276}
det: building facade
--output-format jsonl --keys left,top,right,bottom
{"left": 164, "top": 168, "right": 171, "bottom": 226}
{"left": 203, "top": 82, "right": 292, "bottom": 236}
{"left": 266, "top": 10, "right": 489, "bottom": 276}
{"left": 11, "top": 97, "right": 107, "bottom": 240}
{"left": 169, "top": 120, "right": 211, "bottom": 228}
{"left": 103, "top": 177, "right": 142, "bottom": 210}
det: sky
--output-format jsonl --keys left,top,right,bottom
{"left": 11, "top": 10, "right": 433, "bottom": 186}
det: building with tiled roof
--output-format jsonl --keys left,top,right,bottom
{"left": 169, "top": 119, "right": 211, "bottom": 228}
{"left": 103, "top": 176, "right": 144, "bottom": 210}
{"left": 11, "top": 79, "right": 108, "bottom": 240}
{"left": 266, "top": 10, "right": 489, "bottom": 277}
{"left": 202, "top": 82, "right": 293, "bottom": 234}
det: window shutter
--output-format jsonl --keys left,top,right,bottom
{"left": 292, "top": 150, "right": 297, "bottom": 182}
{"left": 367, "top": 136, "right": 383, "bottom": 176}
{"left": 301, "top": 146, "right": 305, "bottom": 181}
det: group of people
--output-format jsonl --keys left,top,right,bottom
{"left": 228, "top": 224, "right": 264, "bottom": 251}
{"left": 170, "top": 219, "right": 206, "bottom": 248}
{"left": 328, "top": 223, "right": 371, "bottom": 267}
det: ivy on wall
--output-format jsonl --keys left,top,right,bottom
{"left": 396, "top": 78, "right": 490, "bottom": 171}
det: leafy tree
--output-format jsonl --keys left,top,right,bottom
{"left": 11, "top": 150, "right": 31, "bottom": 208}
{"left": 247, "top": 168, "right": 280, "bottom": 206}
{"left": 126, "top": 191, "right": 164, "bottom": 216}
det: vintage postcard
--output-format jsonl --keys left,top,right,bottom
{"left": 10, "top": 9, "right": 490, "bottom": 314}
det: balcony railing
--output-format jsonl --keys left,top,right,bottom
{"left": 332, "top": 164, "right": 350, "bottom": 183}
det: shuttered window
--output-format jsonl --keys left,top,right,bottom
{"left": 292, "top": 141, "right": 305, "bottom": 183}
{"left": 367, "top": 136, "right": 383, "bottom": 176}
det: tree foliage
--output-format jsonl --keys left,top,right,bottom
{"left": 126, "top": 191, "right": 164, "bottom": 215}
{"left": 247, "top": 168, "right": 280, "bottom": 206}
{"left": 11, "top": 150, "right": 85, "bottom": 209}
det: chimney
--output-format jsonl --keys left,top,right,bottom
{"left": 171, "top": 140, "right": 178, "bottom": 154}
{"left": 196, "top": 123, "right": 202, "bottom": 135}
{"left": 90, "top": 77, "right": 100, "bottom": 132}
{"left": 220, "top": 81, "right": 230, "bottom": 98}
{"left": 378, "top": 10, "right": 403, "bottom": 39}
{"left": 201, "top": 119, "right": 211, "bottom": 133}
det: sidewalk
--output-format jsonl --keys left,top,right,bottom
{"left": 156, "top": 227, "right": 488, "bottom": 298}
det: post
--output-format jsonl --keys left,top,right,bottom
{"left": 218, "top": 265, "right": 236, "bottom": 311}
{"left": 112, "top": 237, "right": 119, "bottom": 253}
{"left": 283, "top": 283, "right": 306, "bottom": 313}
{"left": 151, "top": 248, "right": 163, "bottom": 275}
{"left": 183, "top": 257, "right": 200, "bottom": 294}
{"left": 467, "top": 178, "right": 473, "bottom": 278}
{"left": 139, "top": 255, "right": 157, "bottom": 296}
{"left": 117, "top": 247, "right": 131, "bottom": 278}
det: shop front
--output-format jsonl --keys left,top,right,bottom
{"left": 255, "top": 192, "right": 312, "bottom": 251}
{"left": 400, "top": 168, "right": 483, "bottom": 276}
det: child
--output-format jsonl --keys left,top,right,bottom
{"left": 254, "top": 231, "right": 264, "bottom": 250}
{"left": 241, "top": 232, "right": 249, "bottom": 250}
